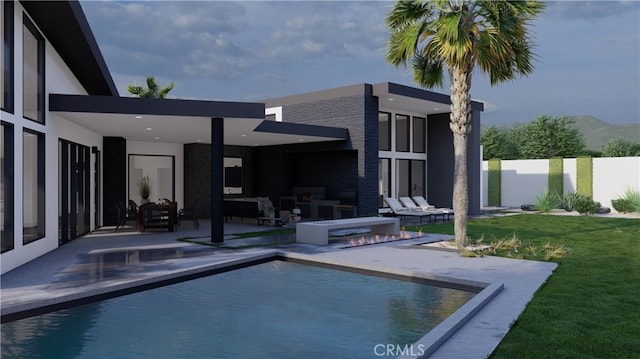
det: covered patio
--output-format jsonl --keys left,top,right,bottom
{"left": 50, "top": 93, "right": 348, "bottom": 243}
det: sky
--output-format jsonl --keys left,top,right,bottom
{"left": 79, "top": 0, "right": 640, "bottom": 127}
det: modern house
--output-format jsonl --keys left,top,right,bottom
{"left": 0, "top": 0, "right": 483, "bottom": 274}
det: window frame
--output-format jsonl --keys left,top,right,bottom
{"left": 22, "top": 127, "right": 45, "bottom": 244}
{"left": 378, "top": 111, "right": 391, "bottom": 151}
{"left": 412, "top": 116, "right": 426, "bottom": 153}
{"left": 395, "top": 114, "right": 410, "bottom": 152}
{"left": 22, "top": 13, "right": 45, "bottom": 124}
{"left": 1, "top": 0, "right": 15, "bottom": 113}
{"left": 1, "top": 120, "right": 15, "bottom": 253}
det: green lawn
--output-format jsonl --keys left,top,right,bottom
{"left": 407, "top": 214, "right": 640, "bottom": 358}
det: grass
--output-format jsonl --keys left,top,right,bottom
{"left": 407, "top": 214, "right": 640, "bottom": 358}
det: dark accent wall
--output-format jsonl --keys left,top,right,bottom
{"left": 273, "top": 86, "right": 379, "bottom": 215}
{"left": 468, "top": 110, "right": 481, "bottom": 215}
{"left": 427, "top": 114, "right": 454, "bottom": 209}
{"left": 184, "top": 143, "right": 254, "bottom": 218}
{"left": 252, "top": 142, "right": 355, "bottom": 203}
{"left": 102, "top": 137, "right": 126, "bottom": 225}
{"left": 427, "top": 112, "right": 481, "bottom": 215}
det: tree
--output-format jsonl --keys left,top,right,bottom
{"left": 126, "top": 76, "right": 174, "bottom": 99}
{"left": 481, "top": 126, "right": 518, "bottom": 159}
{"left": 517, "top": 115, "right": 585, "bottom": 159}
{"left": 603, "top": 138, "right": 640, "bottom": 157}
{"left": 385, "top": 0, "right": 544, "bottom": 249}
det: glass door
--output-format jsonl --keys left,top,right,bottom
{"left": 59, "top": 140, "right": 90, "bottom": 245}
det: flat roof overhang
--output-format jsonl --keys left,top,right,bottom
{"left": 21, "top": 1, "right": 118, "bottom": 96}
{"left": 373, "top": 82, "right": 484, "bottom": 115}
{"left": 49, "top": 94, "right": 349, "bottom": 146}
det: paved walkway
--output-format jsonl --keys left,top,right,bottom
{"left": 1, "top": 218, "right": 557, "bottom": 358}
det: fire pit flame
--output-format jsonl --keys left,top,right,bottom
{"left": 344, "top": 231, "right": 422, "bottom": 248}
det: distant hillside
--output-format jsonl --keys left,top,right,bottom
{"left": 481, "top": 115, "right": 640, "bottom": 152}
{"left": 570, "top": 116, "right": 640, "bottom": 151}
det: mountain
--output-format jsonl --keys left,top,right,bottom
{"left": 569, "top": 116, "right": 640, "bottom": 151}
{"left": 481, "top": 115, "right": 640, "bottom": 152}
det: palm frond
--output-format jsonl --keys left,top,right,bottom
{"left": 386, "top": 19, "right": 427, "bottom": 67}
{"left": 385, "top": 0, "right": 432, "bottom": 29}
{"left": 413, "top": 55, "right": 445, "bottom": 88}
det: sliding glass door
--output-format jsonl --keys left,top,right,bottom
{"left": 59, "top": 139, "right": 90, "bottom": 245}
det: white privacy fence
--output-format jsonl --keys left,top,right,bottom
{"left": 481, "top": 157, "right": 640, "bottom": 212}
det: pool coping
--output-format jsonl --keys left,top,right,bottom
{"left": 1, "top": 233, "right": 557, "bottom": 359}
{"left": 3, "top": 249, "right": 504, "bottom": 359}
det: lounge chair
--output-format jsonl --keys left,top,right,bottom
{"left": 410, "top": 196, "right": 435, "bottom": 210}
{"left": 412, "top": 196, "right": 454, "bottom": 221}
{"left": 383, "top": 198, "right": 434, "bottom": 224}
{"left": 400, "top": 196, "right": 447, "bottom": 221}
{"left": 399, "top": 197, "right": 437, "bottom": 212}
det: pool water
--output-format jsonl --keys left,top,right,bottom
{"left": 1, "top": 260, "right": 475, "bottom": 359}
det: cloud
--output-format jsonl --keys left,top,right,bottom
{"left": 544, "top": 1, "right": 639, "bottom": 19}
{"left": 473, "top": 99, "right": 497, "bottom": 113}
{"left": 81, "top": 1, "right": 392, "bottom": 82}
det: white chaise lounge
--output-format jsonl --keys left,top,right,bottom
{"left": 412, "top": 196, "right": 454, "bottom": 221}
{"left": 383, "top": 198, "right": 434, "bottom": 224}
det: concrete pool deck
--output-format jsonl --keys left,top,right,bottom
{"left": 1, "top": 219, "right": 557, "bottom": 359}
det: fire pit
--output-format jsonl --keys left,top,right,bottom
{"left": 339, "top": 228, "right": 424, "bottom": 248}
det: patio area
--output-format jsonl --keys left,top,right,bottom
{"left": 1, "top": 218, "right": 557, "bottom": 359}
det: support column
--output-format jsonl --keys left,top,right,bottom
{"left": 211, "top": 118, "right": 224, "bottom": 243}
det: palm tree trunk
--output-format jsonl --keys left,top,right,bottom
{"left": 449, "top": 64, "right": 473, "bottom": 250}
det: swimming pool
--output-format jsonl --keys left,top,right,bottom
{"left": 1, "top": 259, "right": 476, "bottom": 358}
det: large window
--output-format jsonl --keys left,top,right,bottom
{"left": 2, "top": 0, "right": 14, "bottom": 113}
{"left": 378, "top": 111, "right": 428, "bottom": 204}
{"left": 23, "top": 128, "right": 45, "bottom": 244}
{"left": 1, "top": 121, "right": 14, "bottom": 252}
{"left": 413, "top": 116, "right": 426, "bottom": 153}
{"left": 23, "top": 14, "right": 44, "bottom": 123}
{"left": 396, "top": 159, "right": 425, "bottom": 198}
{"left": 395, "top": 114, "right": 410, "bottom": 152}
{"left": 378, "top": 112, "right": 391, "bottom": 151}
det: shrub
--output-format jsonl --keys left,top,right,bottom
{"left": 611, "top": 199, "right": 634, "bottom": 213}
{"left": 574, "top": 194, "right": 599, "bottom": 215}
{"left": 561, "top": 192, "right": 580, "bottom": 212}
{"left": 535, "top": 189, "right": 561, "bottom": 213}
{"left": 611, "top": 189, "right": 640, "bottom": 213}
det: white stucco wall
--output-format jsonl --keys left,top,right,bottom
{"left": 1, "top": 3, "right": 99, "bottom": 274}
{"left": 500, "top": 159, "right": 550, "bottom": 207}
{"left": 481, "top": 160, "right": 489, "bottom": 207}
{"left": 593, "top": 157, "right": 640, "bottom": 211}
{"left": 563, "top": 158, "right": 577, "bottom": 194}
{"left": 482, "top": 157, "right": 640, "bottom": 212}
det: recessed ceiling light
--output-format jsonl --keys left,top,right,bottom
{"left": 388, "top": 98, "right": 394, "bottom": 101}
{"left": 241, "top": 134, "right": 247, "bottom": 137}
{"left": 135, "top": 116, "right": 143, "bottom": 119}
{"left": 298, "top": 139, "right": 304, "bottom": 142}
{"left": 146, "top": 127, "right": 152, "bottom": 131}
{"left": 196, "top": 139, "right": 202, "bottom": 142}
{"left": 253, "top": 143, "right": 259, "bottom": 146}
{"left": 154, "top": 136, "right": 160, "bottom": 139}
{"left": 434, "top": 107, "right": 439, "bottom": 111}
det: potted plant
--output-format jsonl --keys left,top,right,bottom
{"left": 137, "top": 175, "right": 151, "bottom": 204}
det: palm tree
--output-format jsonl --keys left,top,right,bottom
{"left": 385, "top": 0, "right": 544, "bottom": 249}
{"left": 126, "top": 76, "right": 175, "bottom": 99}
